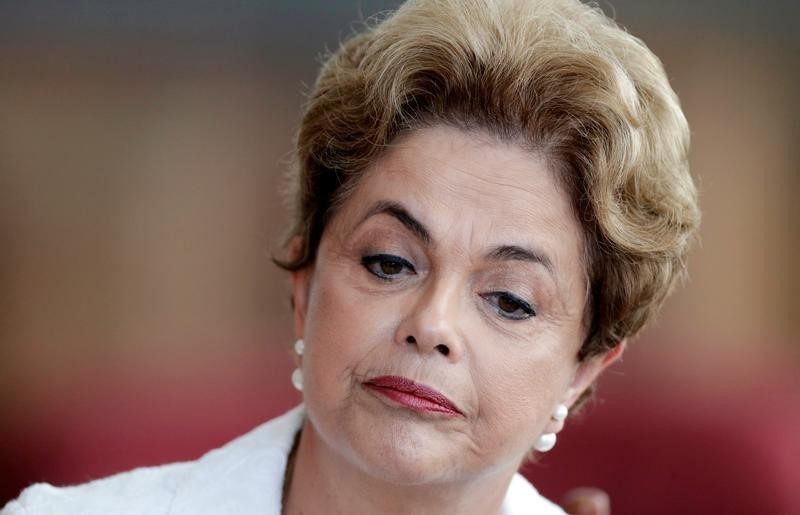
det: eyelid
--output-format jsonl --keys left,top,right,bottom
{"left": 480, "top": 291, "right": 536, "bottom": 320}
{"left": 361, "top": 253, "right": 416, "bottom": 270}
{"left": 361, "top": 253, "right": 417, "bottom": 280}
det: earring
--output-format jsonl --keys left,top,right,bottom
{"left": 291, "top": 339, "right": 304, "bottom": 391}
{"left": 533, "top": 432, "right": 557, "bottom": 452}
{"left": 291, "top": 368, "right": 303, "bottom": 391}
{"left": 534, "top": 404, "right": 569, "bottom": 452}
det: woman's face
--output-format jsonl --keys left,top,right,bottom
{"left": 292, "top": 124, "right": 620, "bottom": 485}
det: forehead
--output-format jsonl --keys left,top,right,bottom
{"left": 326, "top": 125, "right": 588, "bottom": 307}
{"left": 339, "top": 125, "right": 582, "bottom": 254}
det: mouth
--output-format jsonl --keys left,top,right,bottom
{"left": 362, "top": 375, "right": 463, "bottom": 417}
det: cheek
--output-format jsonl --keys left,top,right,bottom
{"left": 303, "top": 275, "right": 354, "bottom": 381}
{"left": 470, "top": 343, "right": 574, "bottom": 453}
{"left": 301, "top": 268, "right": 397, "bottom": 399}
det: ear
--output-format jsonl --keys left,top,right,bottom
{"left": 563, "top": 340, "right": 627, "bottom": 409}
{"left": 288, "top": 236, "right": 313, "bottom": 339}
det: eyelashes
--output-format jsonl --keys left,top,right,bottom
{"left": 361, "top": 253, "right": 417, "bottom": 281}
{"left": 360, "top": 253, "right": 537, "bottom": 320}
{"left": 480, "top": 292, "right": 536, "bottom": 320}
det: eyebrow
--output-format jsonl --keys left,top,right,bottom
{"left": 485, "top": 245, "right": 555, "bottom": 277}
{"left": 358, "top": 200, "right": 555, "bottom": 277}
{"left": 360, "top": 200, "right": 432, "bottom": 245}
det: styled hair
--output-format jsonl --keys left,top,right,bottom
{"left": 276, "top": 0, "right": 700, "bottom": 363}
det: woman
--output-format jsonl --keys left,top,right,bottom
{"left": 3, "top": 0, "right": 699, "bottom": 513}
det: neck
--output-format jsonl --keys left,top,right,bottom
{"left": 283, "top": 419, "right": 516, "bottom": 515}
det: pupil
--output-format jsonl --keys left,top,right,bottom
{"left": 498, "top": 295, "right": 518, "bottom": 313}
{"left": 381, "top": 260, "right": 402, "bottom": 275}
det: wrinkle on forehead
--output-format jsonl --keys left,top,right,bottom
{"left": 381, "top": 130, "right": 579, "bottom": 246}
{"left": 342, "top": 124, "right": 588, "bottom": 322}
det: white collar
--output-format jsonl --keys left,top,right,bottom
{"left": 168, "top": 404, "right": 563, "bottom": 514}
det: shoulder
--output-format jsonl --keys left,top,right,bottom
{"left": 1, "top": 461, "right": 192, "bottom": 515}
{"left": 2, "top": 405, "right": 304, "bottom": 515}
{"left": 502, "top": 473, "right": 567, "bottom": 515}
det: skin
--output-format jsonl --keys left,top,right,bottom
{"left": 285, "top": 124, "right": 624, "bottom": 515}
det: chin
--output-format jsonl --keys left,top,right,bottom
{"left": 353, "top": 435, "right": 459, "bottom": 485}
{"left": 307, "top": 388, "right": 484, "bottom": 485}
{"left": 339, "top": 407, "right": 471, "bottom": 485}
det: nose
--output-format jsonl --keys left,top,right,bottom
{"left": 394, "top": 277, "right": 464, "bottom": 362}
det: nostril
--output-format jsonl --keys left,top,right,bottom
{"left": 406, "top": 335, "right": 417, "bottom": 345}
{"left": 435, "top": 344, "right": 450, "bottom": 356}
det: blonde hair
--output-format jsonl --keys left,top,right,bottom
{"left": 277, "top": 0, "right": 700, "bottom": 361}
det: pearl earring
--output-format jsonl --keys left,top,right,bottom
{"left": 291, "top": 339, "right": 304, "bottom": 391}
{"left": 533, "top": 432, "right": 557, "bottom": 452}
{"left": 534, "top": 404, "right": 569, "bottom": 452}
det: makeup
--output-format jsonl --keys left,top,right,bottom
{"left": 363, "top": 376, "right": 463, "bottom": 417}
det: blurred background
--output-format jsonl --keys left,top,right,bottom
{"left": 1, "top": 1, "right": 798, "bottom": 513}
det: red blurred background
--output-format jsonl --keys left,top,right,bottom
{"left": 1, "top": 1, "right": 798, "bottom": 513}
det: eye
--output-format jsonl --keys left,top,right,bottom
{"left": 481, "top": 292, "right": 536, "bottom": 320}
{"left": 361, "top": 254, "right": 416, "bottom": 281}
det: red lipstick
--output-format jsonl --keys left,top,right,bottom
{"left": 363, "top": 376, "right": 462, "bottom": 417}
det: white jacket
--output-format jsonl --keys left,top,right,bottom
{"left": 3, "top": 405, "right": 565, "bottom": 514}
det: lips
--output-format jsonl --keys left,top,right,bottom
{"left": 363, "top": 375, "right": 463, "bottom": 416}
